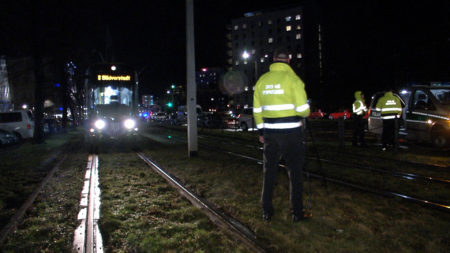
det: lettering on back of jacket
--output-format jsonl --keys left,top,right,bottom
{"left": 385, "top": 100, "right": 397, "bottom": 105}
{"left": 263, "top": 84, "right": 284, "bottom": 95}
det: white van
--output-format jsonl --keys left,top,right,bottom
{"left": 0, "top": 110, "right": 35, "bottom": 139}
{"left": 368, "top": 85, "right": 450, "bottom": 147}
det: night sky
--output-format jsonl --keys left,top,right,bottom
{"left": 0, "top": 0, "right": 449, "bottom": 109}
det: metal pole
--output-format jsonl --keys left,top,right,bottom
{"left": 186, "top": 0, "right": 198, "bottom": 157}
{"left": 338, "top": 117, "right": 345, "bottom": 149}
{"left": 394, "top": 117, "right": 399, "bottom": 152}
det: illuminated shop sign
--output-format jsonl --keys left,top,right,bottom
{"left": 97, "top": 74, "right": 131, "bottom": 81}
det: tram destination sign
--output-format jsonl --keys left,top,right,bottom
{"left": 97, "top": 74, "right": 131, "bottom": 81}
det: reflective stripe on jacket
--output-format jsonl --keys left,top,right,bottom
{"left": 253, "top": 62, "right": 310, "bottom": 131}
{"left": 375, "top": 91, "right": 402, "bottom": 119}
{"left": 352, "top": 91, "right": 367, "bottom": 116}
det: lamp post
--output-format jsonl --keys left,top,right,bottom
{"left": 242, "top": 50, "right": 258, "bottom": 106}
{"left": 241, "top": 50, "right": 258, "bottom": 86}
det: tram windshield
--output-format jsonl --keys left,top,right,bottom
{"left": 93, "top": 86, "right": 133, "bottom": 106}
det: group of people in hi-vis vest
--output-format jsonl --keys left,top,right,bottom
{"left": 252, "top": 46, "right": 404, "bottom": 224}
{"left": 352, "top": 90, "right": 403, "bottom": 151}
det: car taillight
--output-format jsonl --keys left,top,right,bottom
{"left": 237, "top": 114, "right": 241, "bottom": 119}
{"left": 27, "top": 124, "right": 31, "bottom": 129}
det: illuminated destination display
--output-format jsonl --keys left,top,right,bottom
{"left": 97, "top": 74, "right": 131, "bottom": 81}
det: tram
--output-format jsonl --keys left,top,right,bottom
{"left": 83, "top": 63, "right": 139, "bottom": 139}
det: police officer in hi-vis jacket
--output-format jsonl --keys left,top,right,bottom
{"left": 253, "top": 48, "right": 310, "bottom": 222}
{"left": 375, "top": 91, "right": 403, "bottom": 151}
{"left": 352, "top": 91, "right": 367, "bottom": 147}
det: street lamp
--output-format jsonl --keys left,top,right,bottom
{"left": 241, "top": 50, "right": 258, "bottom": 87}
{"left": 242, "top": 50, "right": 250, "bottom": 60}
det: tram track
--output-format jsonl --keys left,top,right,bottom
{"left": 165, "top": 127, "right": 450, "bottom": 186}
{"left": 80, "top": 138, "right": 269, "bottom": 252}
{"left": 0, "top": 152, "right": 67, "bottom": 245}
{"left": 150, "top": 126, "right": 450, "bottom": 213}
{"left": 136, "top": 151, "right": 269, "bottom": 253}
{"left": 226, "top": 150, "right": 450, "bottom": 213}
{"left": 200, "top": 135, "right": 450, "bottom": 185}
{"left": 73, "top": 154, "right": 103, "bottom": 253}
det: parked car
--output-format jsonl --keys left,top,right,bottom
{"left": 328, "top": 109, "right": 351, "bottom": 120}
{"left": 0, "top": 129, "right": 18, "bottom": 145}
{"left": 0, "top": 110, "right": 35, "bottom": 139}
{"left": 237, "top": 108, "right": 256, "bottom": 131}
{"left": 153, "top": 112, "right": 168, "bottom": 121}
{"left": 309, "top": 109, "right": 326, "bottom": 119}
{"left": 175, "top": 105, "right": 203, "bottom": 125}
{"left": 44, "top": 118, "right": 61, "bottom": 134}
{"left": 198, "top": 112, "right": 228, "bottom": 129}
{"left": 368, "top": 85, "right": 450, "bottom": 147}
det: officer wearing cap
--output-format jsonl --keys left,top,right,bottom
{"left": 253, "top": 48, "right": 310, "bottom": 222}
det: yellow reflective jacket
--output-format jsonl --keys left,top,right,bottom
{"left": 352, "top": 91, "right": 367, "bottom": 116}
{"left": 253, "top": 62, "right": 310, "bottom": 131}
{"left": 375, "top": 91, "right": 402, "bottom": 119}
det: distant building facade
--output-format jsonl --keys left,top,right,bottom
{"left": 196, "top": 67, "right": 227, "bottom": 111}
{"left": 0, "top": 56, "right": 12, "bottom": 111}
{"left": 228, "top": 4, "right": 322, "bottom": 107}
{"left": 141, "top": 94, "right": 155, "bottom": 106}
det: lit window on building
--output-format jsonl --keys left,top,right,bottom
{"left": 296, "top": 33, "right": 301, "bottom": 39}
{"left": 268, "top": 20, "right": 272, "bottom": 24}
{"left": 296, "top": 25, "right": 301, "bottom": 30}
{"left": 285, "top": 16, "right": 292, "bottom": 22}
{"left": 234, "top": 25, "right": 238, "bottom": 30}
{"left": 235, "top": 61, "right": 239, "bottom": 66}
{"left": 289, "top": 54, "right": 292, "bottom": 59}
{"left": 296, "top": 14, "right": 301, "bottom": 20}
{"left": 297, "top": 53, "right": 302, "bottom": 59}
{"left": 268, "top": 37, "right": 273, "bottom": 43}
{"left": 286, "top": 25, "right": 292, "bottom": 31}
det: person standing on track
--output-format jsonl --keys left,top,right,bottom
{"left": 352, "top": 91, "right": 367, "bottom": 147}
{"left": 253, "top": 48, "right": 310, "bottom": 222}
{"left": 376, "top": 90, "right": 403, "bottom": 151}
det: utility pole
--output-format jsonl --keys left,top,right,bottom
{"left": 186, "top": 0, "right": 198, "bottom": 157}
{"left": 32, "top": 0, "right": 45, "bottom": 144}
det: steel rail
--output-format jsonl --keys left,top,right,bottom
{"left": 0, "top": 152, "right": 66, "bottom": 245}
{"left": 321, "top": 149, "right": 449, "bottom": 170}
{"left": 136, "top": 152, "right": 268, "bottom": 253}
{"left": 73, "top": 154, "right": 103, "bottom": 253}
{"left": 160, "top": 123, "right": 448, "bottom": 170}
{"left": 195, "top": 132, "right": 450, "bottom": 185}
{"left": 308, "top": 157, "right": 450, "bottom": 185}
{"left": 146, "top": 127, "right": 450, "bottom": 212}
{"left": 226, "top": 151, "right": 450, "bottom": 213}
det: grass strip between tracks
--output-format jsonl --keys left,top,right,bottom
{"left": 141, "top": 127, "right": 450, "bottom": 253}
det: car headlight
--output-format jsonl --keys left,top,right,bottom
{"left": 94, "top": 119, "right": 106, "bottom": 129}
{"left": 124, "top": 119, "right": 136, "bottom": 129}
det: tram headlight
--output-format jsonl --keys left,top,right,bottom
{"left": 124, "top": 119, "right": 136, "bottom": 129}
{"left": 94, "top": 119, "right": 106, "bottom": 129}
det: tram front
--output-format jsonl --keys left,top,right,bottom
{"left": 84, "top": 63, "right": 139, "bottom": 140}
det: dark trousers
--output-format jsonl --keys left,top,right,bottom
{"left": 382, "top": 118, "right": 395, "bottom": 148}
{"left": 352, "top": 115, "right": 365, "bottom": 145}
{"left": 262, "top": 128, "right": 305, "bottom": 216}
